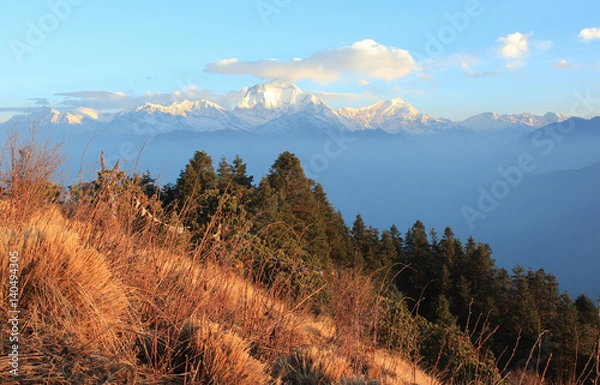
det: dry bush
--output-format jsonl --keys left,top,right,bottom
{"left": 273, "top": 347, "right": 416, "bottom": 385}
{"left": 273, "top": 347, "right": 350, "bottom": 385}
{"left": 323, "top": 269, "right": 376, "bottom": 349}
{"left": 173, "top": 319, "right": 269, "bottom": 384}
{"left": 0, "top": 210, "right": 132, "bottom": 383}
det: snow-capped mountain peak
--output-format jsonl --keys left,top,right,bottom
{"left": 236, "top": 82, "right": 324, "bottom": 111}
{"left": 234, "top": 82, "right": 330, "bottom": 127}
{"left": 335, "top": 97, "right": 451, "bottom": 134}
{"left": 389, "top": 97, "right": 406, "bottom": 105}
{"left": 23, "top": 106, "right": 100, "bottom": 125}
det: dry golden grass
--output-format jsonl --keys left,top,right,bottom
{"left": 0, "top": 208, "right": 134, "bottom": 382}
{"left": 0, "top": 197, "right": 440, "bottom": 384}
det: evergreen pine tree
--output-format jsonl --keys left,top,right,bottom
{"left": 232, "top": 154, "right": 253, "bottom": 189}
{"left": 216, "top": 155, "right": 234, "bottom": 191}
{"left": 175, "top": 150, "right": 219, "bottom": 232}
{"left": 351, "top": 213, "right": 368, "bottom": 268}
{"left": 175, "top": 150, "right": 218, "bottom": 205}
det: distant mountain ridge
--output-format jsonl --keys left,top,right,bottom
{"left": 2, "top": 82, "right": 571, "bottom": 136}
{"left": 459, "top": 111, "right": 568, "bottom": 132}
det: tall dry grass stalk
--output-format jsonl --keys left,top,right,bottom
{"left": 0, "top": 128, "right": 63, "bottom": 225}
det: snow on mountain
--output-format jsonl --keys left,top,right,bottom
{"left": 135, "top": 100, "right": 221, "bottom": 117}
{"left": 459, "top": 112, "right": 568, "bottom": 131}
{"left": 235, "top": 82, "right": 354, "bottom": 134}
{"left": 237, "top": 82, "right": 315, "bottom": 110}
{"left": 254, "top": 105, "right": 350, "bottom": 136}
{"left": 234, "top": 83, "right": 332, "bottom": 126}
{"left": 336, "top": 98, "right": 455, "bottom": 134}
{"left": 2, "top": 107, "right": 101, "bottom": 131}
{"left": 1, "top": 83, "right": 576, "bottom": 138}
{"left": 109, "top": 99, "right": 248, "bottom": 135}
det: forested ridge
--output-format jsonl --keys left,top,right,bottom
{"left": 153, "top": 149, "right": 599, "bottom": 384}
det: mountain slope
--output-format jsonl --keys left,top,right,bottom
{"left": 108, "top": 99, "right": 249, "bottom": 134}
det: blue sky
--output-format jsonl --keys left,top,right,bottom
{"left": 1, "top": 0, "right": 599, "bottom": 122}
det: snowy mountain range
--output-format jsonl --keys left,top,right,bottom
{"left": 2, "top": 82, "right": 570, "bottom": 136}
{"left": 458, "top": 111, "right": 568, "bottom": 132}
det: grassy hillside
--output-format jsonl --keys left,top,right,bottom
{"left": 0, "top": 134, "right": 437, "bottom": 384}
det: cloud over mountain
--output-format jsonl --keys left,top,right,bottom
{"left": 204, "top": 39, "right": 416, "bottom": 84}
{"left": 55, "top": 87, "right": 246, "bottom": 111}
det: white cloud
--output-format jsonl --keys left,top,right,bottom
{"left": 205, "top": 39, "right": 416, "bottom": 84}
{"left": 552, "top": 59, "right": 570, "bottom": 69}
{"left": 27, "top": 97, "right": 50, "bottom": 106}
{"left": 497, "top": 32, "right": 532, "bottom": 60}
{"left": 356, "top": 79, "right": 370, "bottom": 86}
{"left": 310, "top": 90, "right": 380, "bottom": 106}
{"left": 464, "top": 70, "right": 502, "bottom": 78}
{"left": 505, "top": 61, "right": 523, "bottom": 70}
{"left": 579, "top": 27, "right": 600, "bottom": 41}
{"left": 56, "top": 90, "right": 130, "bottom": 109}
{"left": 496, "top": 32, "right": 552, "bottom": 69}
{"left": 56, "top": 86, "right": 246, "bottom": 111}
